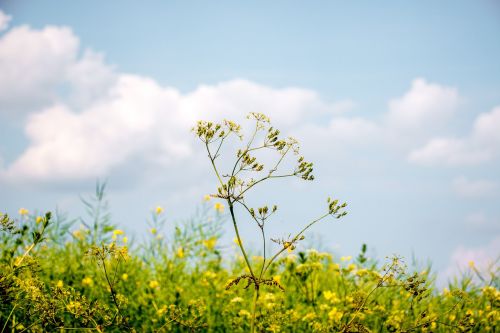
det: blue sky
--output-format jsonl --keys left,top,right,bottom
{"left": 0, "top": 1, "right": 499, "bottom": 283}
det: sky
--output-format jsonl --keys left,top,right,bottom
{"left": 0, "top": 0, "right": 499, "bottom": 284}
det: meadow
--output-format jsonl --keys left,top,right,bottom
{"left": 1, "top": 113, "right": 498, "bottom": 332}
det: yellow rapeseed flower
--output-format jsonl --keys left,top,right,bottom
{"left": 202, "top": 237, "right": 217, "bottom": 250}
{"left": 56, "top": 280, "right": 64, "bottom": 288}
{"left": 230, "top": 296, "right": 244, "bottom": 303}
{"left": 18, "top": 208, "right": 29, "bottom": 216}
{"left": 214, "top": 202, "right": 224, "bottom": 213}
{"left": 176, "top": 246, "right": 185, "bottom": 258}
{"left": 340, "top": 256, "right": 352, "bottom": 262}
{"left": 35, "top": 216, "right": 43, "bottom": 224}
{"left": 113, "top": 229, "right": 124, "bottom": 235}
{"left": 328, "top": 307, "right": 343, "bottom": 323}
{"left": 155, "top": 206, "right": 164, "bottom": 215}
{"left": 149, "top": 280, "right": 160, "bottom": 289}
{"left": 82, "top": 276, "right": 93, "bottom": 287}
{"left": 203, "top": 194, "right": 211, "bottom": 201}
{"left": 122, "top": 236, "right": 128, "bottom": 244}
{"left": 122, "top": 273, "right": 128, "bottom": 281}
{"left": 150, "top": 228, "right": 157, "bottom": 235}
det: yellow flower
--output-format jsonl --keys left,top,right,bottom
{"left": 18, "top": 208, "right": 29, "bottom": 216}
{"left": 82, "top": 276, "right": 93, "bottom": 287}
{"left": 274, "top": 275, "right": 281, "bottom": 285}
{"left": 149, "top": 280, "right": 160, "bottom": 289}
{"left": 202, "top": 237, "right": 217, "bottom": 250}
{"left": 346, "top": 263, "right": 356, "bottom": 272}
{"left": 113, "top": 229, "right": 124, "bottom": 235}
{"left": 340, "top": 256, "right": 352, "bottom": 262}
{"left": 468, "top": 260, "right": 475, "bottom": 268}
{"left": 328, "top": 307, "right": 343, "bottom": 323}
{"left": 122, "top": 273, "right": 128, "bottom": 281}
{"left": 122, "top": 236, "right": 128, "bottom": 244}
{"left": 233, "top": 237, "right": 242, "bottom": 246}
{"left": 155, "top": 206, "right": 164, "bottom": 215}
{"left": 176, "top": 246, "right": 185, "bottom": 258}
{"left": 230, "top": 296, "right": 244, "bottom": 303}
{"left": 239, "top": 310, "right": 251, "bottom": 318}
{"left": 150, "top": 228, "right": 157, "bottom": 235}
{"left": 35, "top": 216, "right": 43, "bottom": 224}
{"left": 214, "top": 202, "right": 224, "bottom": 213}
{"left": 56, "top": 280, "right": 64, "bottom": 288}
{"left": 203, "top": 194, "right": 211, "bottom": 201}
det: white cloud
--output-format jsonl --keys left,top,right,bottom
{"left": 2, "top": 74, "right": 334, "bottom": 182}
{"left": 386, "top": 78, "right": 459, "bottom": 133}
{"left": 452, "top": 176, "right": 497, "bottom": 197}
{"left": 0, "top": 22, "right": 116, "bottom": 116}
{"left": 0, "top": 25, "right": 78, "bottom": 113}
{"left": 0, "top": 10, "right": 11, "bottom": 31}
{"left": 441, "top": 236, "right": 500, "bottom": 285}
{"left": 409, "top": 106, "right": 500, "bottom": 166}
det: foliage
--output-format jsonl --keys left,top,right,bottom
{"left": 0, "top": 113, "right": 498, "bottom": 332}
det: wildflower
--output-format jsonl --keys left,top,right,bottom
{"left": 203, "top": 194, "right": 211, "bottom": 201}
{"left": 122, "top": 236, "right": 128, "bottom": 244}
{"left": 284, "top": 241, "right": 296, "bottom": 253}
{"left": 155, "top": 206, "right": 164, "bottom": 215}
{"left": 328, "top": 307, "right": 343, "bottom": 323}
{"left": 56, "top": 280, "right": 64, "bottom": 288}
{"left": 230, "top": 296, "right": 244, "bottom": 303}
{"left": 468, "top": 260, "right": 475, "bottom": 268}
{"left": 346, "top": 263, "right": 356, "bottom": 272}
{"left": 82, "top": 276, "right": 93, "bottom": 287}
{"left": 150, "top": 228, "right": 157, "bottom": 235}
{"left": 274, "top": 275, "right": 281, "bottom": 285}
{"left": 35, "top": 216, "right": 43, "bottom": 224}
{"left": 340, "top": 255, "right": 352, "bottom": 262}
{"left": 214, "top": 202, "right": 224, "bottom": 213}
{"left": 18, "top": 208, "right": 29, "bottom": 216}
{"left": 113, "top": 229, "right": 124, "bottom": 235}
{"left": 324, "top": 290, "right": 339, "bottom": 303}
{"left": 176, "top": 246, "right": 185, "bottom": 258}
{"left": 239, "top": 309, "right": 251, "bottom": 318}
{"left": 302, "top": 312, "right": 317, "bottom": 321}
{"left": 122, "top": 273, "right": 128, "bottom": 281}
{"left": 149, "top": 280, "right": 160, "bottom": 289}
{"left": 202, "top": 237, "right": 217, "bottom": 250}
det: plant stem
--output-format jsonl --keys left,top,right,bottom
{"left": 250, "top": 287, "right": 259, "bottom": 333}
{"left": 228, "top": 202, "right": 255, "bottom": 279}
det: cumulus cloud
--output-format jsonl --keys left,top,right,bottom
{"left": 409, "top": 106, "right": 500, "bottom": 166}
{"left": 0, "top": 10, "right": 11, "bottom": 31}
{"left": 2, "top": 74, "right": 338, "bottom": 182}
{"left": 386, "top": 78, "right": 460, "bottom": 134}
{"left": 0, "top": 21, "right": 116, "bottom": 116}
{"left": 452, "top": 176, "right": 497, "bottom": 198}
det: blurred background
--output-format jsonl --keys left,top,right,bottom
{"left": 0, "top": 0, "right": 499, "bottom": 285}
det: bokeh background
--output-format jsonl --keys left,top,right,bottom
{"left": 0, "top": 0, "right": 499, "bottom": 285}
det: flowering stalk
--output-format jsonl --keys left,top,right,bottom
{"left": 193, "top": 113, "right": 347, "bottom": 332}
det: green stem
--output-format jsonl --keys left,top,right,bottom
{"left": 250, "top": 287, "right": 259, "bottom": 333}
{"left": 228, "top": 202, "right": 255, "bottom": 278}
{"left": 262, "top": 212, "right": 330, "bottom": 276}
{"left": 1, "top": 304, "right": 16, "bottom": 333}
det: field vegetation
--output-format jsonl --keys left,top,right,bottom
{"left": 0, "top": 114, "right": 498, "bottom": 332}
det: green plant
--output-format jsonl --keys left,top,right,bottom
{"left": 193, "top": 112, "right": 348, "bottom": 332}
